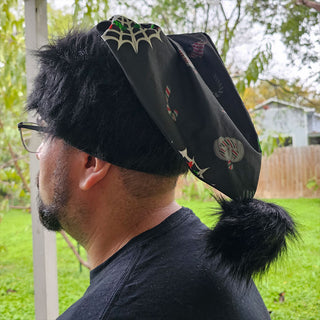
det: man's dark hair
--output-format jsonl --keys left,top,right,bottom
{"left": 27, "top": 29, "right": 187, "bottom": 176}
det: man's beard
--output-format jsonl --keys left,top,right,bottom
{"left": 38, "top": 195, "right": 64, "bottom": 231}
{"left": 37, "top": 160, "right": 70, "bottom": 232}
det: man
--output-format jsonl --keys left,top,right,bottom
{"left": 18, "top": 16, "right": 296, "bottom": 319}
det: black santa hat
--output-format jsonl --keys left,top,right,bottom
{"left": 95, "top": 15, "right": 297, "bottom": 282}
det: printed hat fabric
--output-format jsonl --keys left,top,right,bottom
{"left": 95, "top": 15, "right": 262, "bottom": 200}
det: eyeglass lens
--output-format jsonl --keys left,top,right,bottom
{"left": 21, "top": 127, "right": 44, "bottom": 153}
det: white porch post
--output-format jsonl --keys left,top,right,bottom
{"left": 24, "top": 0, "right": 59, "bottom": 319}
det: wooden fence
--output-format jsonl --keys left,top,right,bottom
{"left": 256, "top": 145, "right": 320, "bottom": 198}
{"left": 177, "top": 145, "right": 320, "bottom": 199}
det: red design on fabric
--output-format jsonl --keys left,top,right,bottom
{"left": 165, "top": 86, "right": 178, "bottom": 121}
{"left": 190, "top": 41, "right": 206, "bottom": 59}
{"left": 187, "top": 161, "right": 194, "bottom": 168}
{"left": 214, "top": 137, "right": 245, "bottom": 171}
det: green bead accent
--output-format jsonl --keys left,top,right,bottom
{"left": 114, "top": 20, "right": 127, "bottom": 31}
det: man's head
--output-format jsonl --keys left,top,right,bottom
{"left": 27, "top": 29, "right": 187, "bottom": 177}
{"left": 26, "top": 28, "right": 188, "bottom": 235}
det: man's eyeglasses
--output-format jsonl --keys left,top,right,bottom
{"left": 18, "top": 122, "right": 48, "bottom": 153}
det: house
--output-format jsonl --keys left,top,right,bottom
{"left": 251, "top": 98, "right": 320, "bottom": 146}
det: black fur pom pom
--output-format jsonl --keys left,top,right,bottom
{"left": 206, "top": 198, "right": 298, "bottom": 283}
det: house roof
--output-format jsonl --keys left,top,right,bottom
{"left": 253, "top": 97, "right": 315, "bottom": 113}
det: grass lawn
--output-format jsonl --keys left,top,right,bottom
{"left": 0, "top": 198, "right": 319, "bottom": 319}
{"left": 0, "top": 210, "right": 90, "bottom": 319}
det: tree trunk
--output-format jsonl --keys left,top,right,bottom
{"left": 296, "top": 0, "right": 320, "bottom": 12}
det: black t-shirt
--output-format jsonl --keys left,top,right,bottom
{"left": 58, "top": 207, "right": 271, "bottom": 319}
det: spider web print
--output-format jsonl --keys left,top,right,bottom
{"left": 101, "top": 16, "right": 163, "bottom": 53}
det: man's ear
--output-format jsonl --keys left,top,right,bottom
{"left": 79, "top": 155, "right": 111, "bottom": 191}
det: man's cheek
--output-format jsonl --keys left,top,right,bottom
{"left": 38, "top": 170, "right": 53, "bottom": 205}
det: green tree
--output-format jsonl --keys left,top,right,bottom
{"left": 0, "top": 0, "right": 107, "bottom": 210}
{"left": 242, "top": 78, "right": 320, "bottom": 112}
{"left": 72, "top": 0, "right": 109, "bottom": 26}
{"left": 247, "top": 0, "right": 320, "bottom": 83}
{"left": 0, "top": 0, "right": 29, "bottom": 210}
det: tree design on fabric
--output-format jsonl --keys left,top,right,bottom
{"left": 209, "top": 73, "right": 224, "bottom": 98}
{"left": 179, "top": 148, "right": 209, "bottom": 179}
{"left": 165, "top": 86, "right": 178, "bottom": 121}
{"left": 101, "top": 16, "right": 163, "bottom": 53}
{"left": 214, "top": 137, "right": 244, "bottom": 170}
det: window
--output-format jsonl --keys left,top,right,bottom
{"left": 309, "top": 136, "right": 320, "bottom": 145}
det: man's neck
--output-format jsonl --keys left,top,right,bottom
{"left": 84, "top": 198, "right": 181, "bottom": 270}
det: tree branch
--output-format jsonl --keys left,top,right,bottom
{"left": 140, "top": 0, "right": 153, "bottom": 9}
{"left": 296, "top": 0, "right": 320, "bottom": 12}
{"left": 0, "top": 119, "right": 30, "bottom": 193}
{"left": 219, "top": 1, "right": 228, "bottom": 21}
{"left": 230, "top": 0, "right": 242, "bottom": 37}
{"left": 10, "top": 205, "right": 31, "bottom": 211}
{"left": 0, "top": 155, "right": 29, "bottom": 170}
{"left": 260, "top": 78, "right": 319, "bottom": 107}
{"left": 204, "top": 3, "right": 211, "bottom": 33}
{"left": 161, "top": 14, "right": 174, "bottom": 34}
{"left": 60, "top": 230, "right": 90, "bottom": 269}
